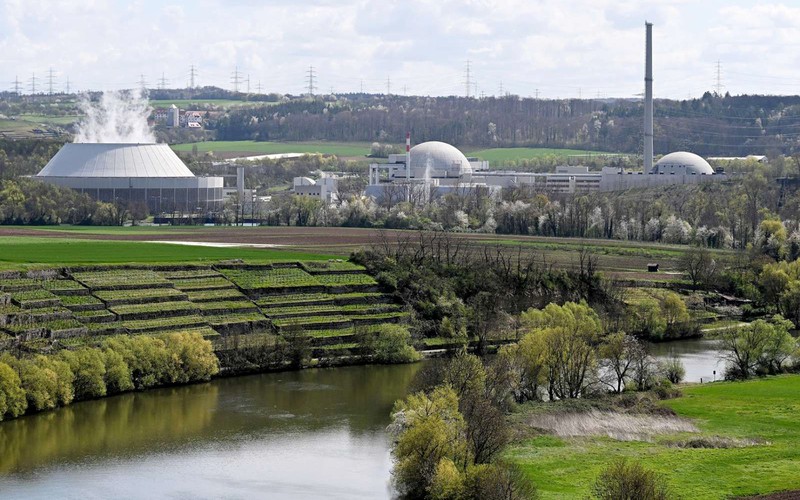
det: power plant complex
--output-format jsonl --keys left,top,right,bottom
{"left": 364, "top": 21, "right": 726, "bottom": 202}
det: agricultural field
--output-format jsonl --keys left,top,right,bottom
{"left": 466, "top": 147, "right": 614, "bottom": 164}
{"left": 171, "top": 140, "right": 372, "bottom": 157}
{"left": 508, "top": 375, "right": 800, "bottom": 499}
{"left": 0, "top": 260, "right": 404, "bottom": 355}
{"left": 0, "top": 226, "right": 724, "bottom": 280}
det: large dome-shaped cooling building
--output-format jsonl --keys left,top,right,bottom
{"left": 36, "top": 143, "right": 224, "bottom": 213}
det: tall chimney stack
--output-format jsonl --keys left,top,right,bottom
{"left": 644, "top": 21, "right": 654, "bottom": 172}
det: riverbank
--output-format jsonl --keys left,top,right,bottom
{"left": 505, "top": 375, "right": 800, "bottom": 499}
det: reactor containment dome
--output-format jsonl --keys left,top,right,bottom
{"left": 652, "top": 151, "right": 714, "bottom": 175}
{"left": 409, "top": 141, "right": 473, "bottom": 178}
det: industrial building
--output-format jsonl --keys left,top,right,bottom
{"left": 36, "top": 143, "right": 224, "bottom": 213}
{"left": 365, "top": 22, "right": 727, "bottom": 203}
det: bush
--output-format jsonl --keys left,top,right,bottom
{"left": 34, "top": 355, "right": 74, "bottom": 405}
{"left": 659, "top": 356, "right": 686, "bottom": 384}
{"left": 162, "top": 331, "right": 220, "bottom": 383}
{"left": 361, "top": 324, "right": 420, "bottom": 364}
{"left": 0, "top": 361, "right": 27, "bottom": 420}
{"left": 59, "top": 348, "right": 107, "bottom": 400}
{"left": 592, "top": 459, "right": 673, "bottom": 500}
{"left": 2, "top": 354, "right": 59, "bottom": 411}
{"left": 102, "top": 349, "right": 134, "bottom": 394}
{"left": 463, "top": 462, "right": 538, "bottom": 500}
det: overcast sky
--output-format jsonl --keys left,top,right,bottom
{"left": 2, "top": 0, "right": 799, "bottom": 99}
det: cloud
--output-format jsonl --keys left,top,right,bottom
{"left": 0, "top": 0, "right": 797, "bottom": 97}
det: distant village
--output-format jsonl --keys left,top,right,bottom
{"left": 149, "top": 105, "right": 217, "bottom": 129}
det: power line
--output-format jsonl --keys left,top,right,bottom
{"left": 231, "top": 66, "right": 242, "bottom": 92}
{"left": 29, "top": 72, "right": 36, "bottom": 94}
{"left": 306, "top": 65, "right": 316, "bottom": 95}
{"left": 47, "top": 67, "right": 56, "bottom": 95}
{"left": 189, "top": 64, "right": 197, "bottom": 88}
{"left": 386, "top": 75, "right": 391, "bottom": 95}
{"left": 714, "top": 60, "right": 724, "bottom": 95}
{"left": 464, "top": 60, "right": 471, "bottom": 97}
{"left": 256, "top": 80, "right": 262, "bottom": 94}
{"left": 158, "top": 72, "right": 168, "bottom": 90}
{"left": 138, "top": 74, "right": 147, "bottom": 91}
{"left": 12, "top": 75, "right": 21, "bottom": 95}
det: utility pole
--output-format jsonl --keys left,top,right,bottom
{"left": 189, "top": 64, "right": 197, "bottom": 88}
{"left": 138, "top": 73, "right": 147, "bottom": 91}
{"left": 65, "top": 76, "right": 70, "bottom": 94}
{"left": 158, "top": 72, "right": 168, "bottom": 90}
{"left": 256, "top": 80, "right": 262, "bottom": 94}
{"left": 386, "top": 75, "right": 391, "bottom": 95}
{"left": 534, "top": 88, "right": 540, "bottom": 99}
{"left": 498, "top": 81, "right": 503, "bottom": 96}
{"left": 464, "top": 60, "right": 471, "bottom": 97}
{"left": 47, "top": 67, "right": 55, "bottom": 95}
{"left": 29, "top": 72, "right": 37, "bottom": 95}
{"left": 231, "top": 66, "right": 242, "bottom": 92}
{"left": 12, "top": 75, "right": 21, "bottom": 96}
{"left": 306, "top": 65, "right": 316, "bottom": 95}
{"left": 714, "top": 60, "right": 724, "bottom": 95}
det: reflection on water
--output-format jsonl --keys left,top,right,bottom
{"left": 0, "top": 363, "right": 421, "bottom": 499}
{"left": 649, "top": 338, "right": 724, "bottom": 383}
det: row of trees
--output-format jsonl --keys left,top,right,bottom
{"left": 0, "top": 332, "right": 218, "bottom": 421}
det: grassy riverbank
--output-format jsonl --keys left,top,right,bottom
{"left": 506, "top": 375, "right": 800, "bottom": 499}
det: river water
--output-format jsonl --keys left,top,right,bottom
{"left": 649, "top": 338, "right": 724, "bottom": 383}
{"left": 0, "top": 363, "right": 421, "bottom": 500}
{"left": 0, "top": 339, "right": 723, "bottom": 498}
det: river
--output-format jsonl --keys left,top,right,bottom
{"left": 0, "top": 363, "right": 421, "bottom": 499}
{"left": 0, "top": 339, "right": 723, "bottom": 498}
{"left": 649, "top": 338, "right": 724, "bottom": 383}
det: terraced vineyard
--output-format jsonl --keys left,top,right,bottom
{"left": 0, "top": 261, "right": 406, "bottom": 356}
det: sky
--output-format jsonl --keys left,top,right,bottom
{"left": 2, "top": 0, "right": 799, "bottom": 99}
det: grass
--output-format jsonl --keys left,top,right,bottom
{"left": 507, "top": 375, "right": 800, "bottom": 499}
{"left": 466, "top": 147, "right": 613, "bottom": 165}
{"left": 171, "top": 140, "right": 372, "bottom": 157}
{"left": 0, "top": 237, "right": 336, "bottom": 269}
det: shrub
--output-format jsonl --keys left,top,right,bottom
{"left": 102, "top": 349, "right": 134, "bottom": 394}
{"left": 0, "top": 361, "right": 27, "bottom": 420}
{"left": 58, "top": 348, "right": 107, "bottom": 400}
{"left": 463, "top": 462, "right": 538, "bottom": 500}
{"left": 659, "top": 356, "right": 686, "bottom": 384}
{"left": 161, "top": 331, "right": 219, "bottom": 383}
{"left": 34, "top": 355, "right": 74, "bottom": 405}
{"left": 361, "top": 324, "right": 420, "bottom": 364}
{"left": 592, "top": 459, "right": 672, "bottom": 500}
{"left": 2, "top": 354, "right": 59, "bottom": 411}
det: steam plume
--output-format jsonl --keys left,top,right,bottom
{"left": 74, "top": 89, "right": 156, "bottom": 143}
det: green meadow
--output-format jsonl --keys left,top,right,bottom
{"left": 508, "top": 375, "right": 800, "bottom": 499}
{"left": 0, "top": 236, "right": 334, "bottom": 269}
{"left": 467, "top": 147, "right": 616, "bottom": 164}
{"left": 171, "top": 140, "right": 372, "bottom": 157}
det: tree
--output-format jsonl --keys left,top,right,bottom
{"left": 592, "top": 459, "right": 672, "bottom": 500}
{"left": 661, "top": 292, "right": 689, "bottom": 329}
{"left": 0, "top": 361, "right": 27, "bottom": 420}
{"left": 58, "top": 348, "right": 107, "bottom": 400}
{"left": 360, "top": 324, "right": 420, "bottom": 364}
{"left": 390, "top": 386, "right": 469, "bottom": 498}
{"left": 679, "top": 247, "right": 715, "bottom": 288}
{"left": 717, "top": 317, "right": 796, "bottom": 378}
{"left": 521, "top": 302, "right": 602, "bottom": 400}
{"left": 599, "top": 333, "right": 644, "bottom": 393}
{"left": 659, "top": 356, "right": 686, "bottom": 384}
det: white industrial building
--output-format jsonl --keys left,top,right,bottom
{"left": 36, "top": 143, "right": 224, "bottom": 213}
{"left": 365, "top": 22, "right": 727, "bottom": 203}
{"left": 292, "top": 175, "right": 339, "bottom": 204}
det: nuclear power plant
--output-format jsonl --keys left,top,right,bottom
{"left": 365, "top": 21, "right": 726, "bottom": 203}
{"left": 36, "top": 143, "right": 224, "bottom": 213}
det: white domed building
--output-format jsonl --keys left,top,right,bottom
{"left": 366, "top": 141, "right": 486, "bottom": 202}
{"left": 36, "top": 143, "right": 224, "bottom": 213}
{"left": 651, "top": 151, "right": 714, "bottom": 175}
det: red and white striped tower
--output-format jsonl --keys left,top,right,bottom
{"left": 405, "top": 131, "right": 411, "bottom": 202}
